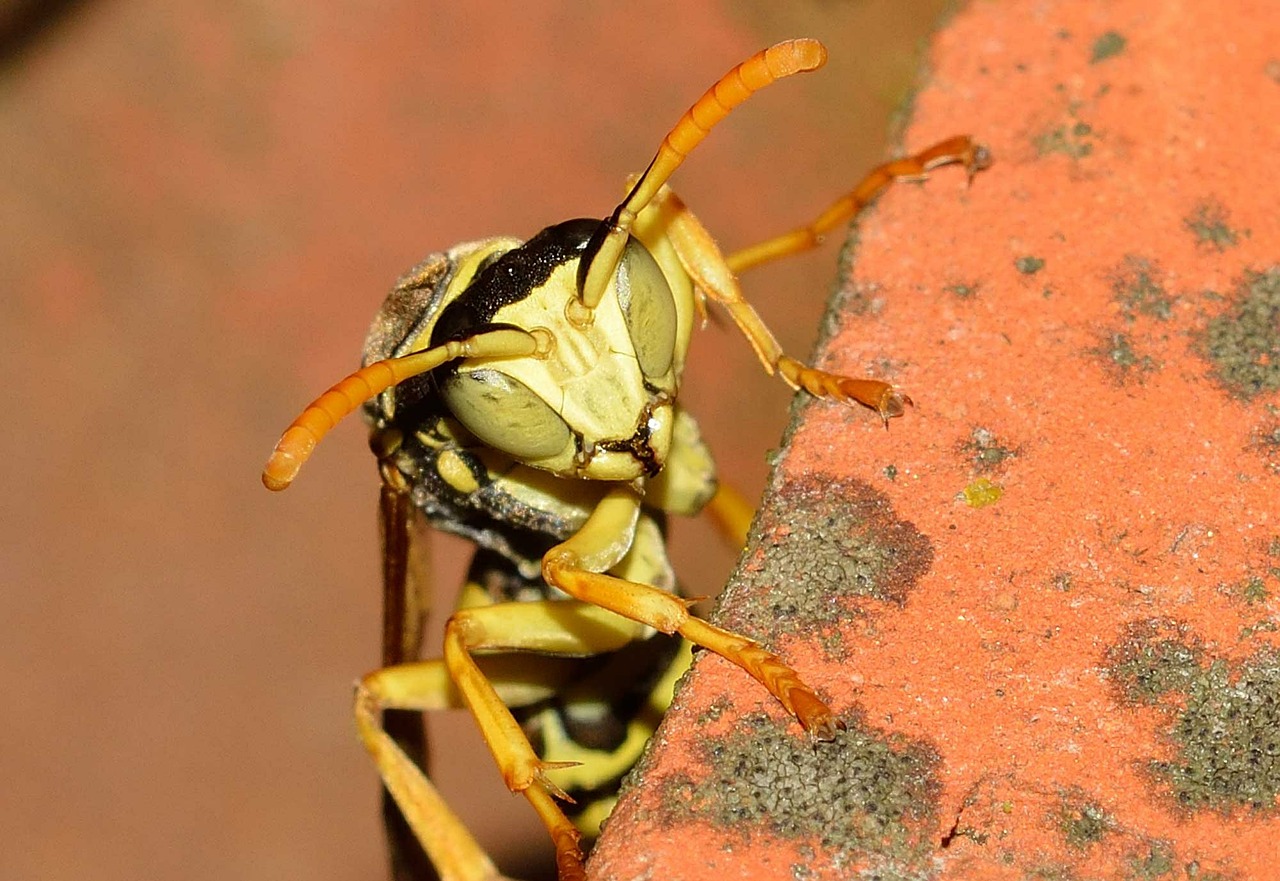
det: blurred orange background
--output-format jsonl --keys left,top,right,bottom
{"left": 2, "top": 3, "right": 957, "bottom": 879}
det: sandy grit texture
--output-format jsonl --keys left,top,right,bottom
{"left": 589, "top": 2, "right": 1280, "bottom": 879}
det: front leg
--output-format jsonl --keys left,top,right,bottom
{"left": 542, "top": 485, "right": 838, "bottom": 739}
{"left": 655, "top": 185, "right": 912, "bottom": 423}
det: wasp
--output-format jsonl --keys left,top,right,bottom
{"left": 263, "top": 38, "right": 987, "bottom": 881}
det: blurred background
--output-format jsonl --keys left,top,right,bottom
{"left": 1, "top": 2, "right": 956, "bottom": 879}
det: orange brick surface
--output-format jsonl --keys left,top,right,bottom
{"left": 590, "top": 2, "right": 1280, "bottom": 879}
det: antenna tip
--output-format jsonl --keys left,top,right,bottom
{"left": 262, "top": 428, "right": 314, "bottom": 491}
{"left": 776, "top": 38, "right": 827, "bottom": 73}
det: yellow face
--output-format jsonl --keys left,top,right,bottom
{"left": 420, "top": 223, "right": 688, "bottom": 481}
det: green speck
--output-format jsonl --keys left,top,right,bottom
{"left": 1184, "top": 200, "right": 1242, "bottom": 250}
{"left": 1015, "top": 256, "right": 1045, "bottom": 275}
{"left": 962, "top": 477, "right": 1003, "bottom": 508}
{"left": 1091, "top": 31, "right": 1127, "bottom": 63}
{"left": 884, "top": 464, "right": 899, "bottom": 481}
{"left": 1202, "top": 268, "right": 1280, "bottom": 400}
{"left": 946, "top": 282, "right": 978, "bottom": 299}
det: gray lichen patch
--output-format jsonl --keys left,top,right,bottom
{"left": 1112, "top": 256, "right": 1174, "bottom": 322}
{"left": 1201, "top": 267, "right": 1280, "bottom": 400}
{"left": 1034, "top": 121, "right": 1094, "bottom": 159}
{"left": 1015, "top": 255, "right": 1046, "bottom": 275}
{"left": 960, "top": 426, "right": 1018, "bottom": 473}
{"left": 1104, "top": 619, "right": 1280, "bottom": 813}
{"left": 1057, "top": 789, "right": 1113, "bottom": 848}
{"left": 1090, "top": 331, "right": 1160, "bottom": 384}
{"left": 716, "top": 475, "right": 933, "bottom": 647}
{"left": 1183, "top": 200, "right": 1242, "bottom": 251}
{"left": 1091, "top": 30, "right": 1128, "bottom": 63}
{"left": 1087, "top": 257, "right": 1178, "bottom": 383}
{"left": 1250, "top": 415, "right": 1280, "bottom": 474}
{"left": 1155, "top": 654, "right": 1280, "bottom": 811}
{"left": 662, "top": 712, "right": 940, "bottom": 872}
{"left": 1104, "top": 618, "right": 1204, "bottom": 705}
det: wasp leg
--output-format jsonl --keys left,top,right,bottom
{"left": 376, "top": 478, "right": 435, "bottom": 881}
{"left": 361, "top": 601, "right": 653, "bottom": 881}
{"left": 701, "top": 482, "right": 755, "bottom": 550}
{"left": 542, "top": 485, "right": 837, "bottom": 739}
{"left": 724, "top": 135, "right": 991, "bottom": 274}
{"left": 355, "top": 665, "right": 508, "bottom": 881}
{"left": 653, "top": 186, "right": 912, "bottom": 424}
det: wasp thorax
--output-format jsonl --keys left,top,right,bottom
{"left": 436, "top": 223, "right": 681, "bottom": 482}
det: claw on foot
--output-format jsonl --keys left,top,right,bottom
{"left": 876, "top": 388, "right": 913, "bottom": 426}
{"left": 534, "top": 762, "right": 581, "bottom": 803}
{"left": 790, "top": 688, "right": 840, "bottom": 741}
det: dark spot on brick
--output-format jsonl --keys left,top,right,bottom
{"left": 1015, "top": 255, "right": 1046, "bottom": 275}
{"left": 1058, "top": 789, "right": 1112, "bottom": 848}
{"left": 1128, "top": 839, "right": 1176, "bottom": 879}
{"left": 1104, "top": 618, "right": 1203, "bottom": 704}
{"left": 1091, "top": 31, "right": 1127, "bottom": 63}
{"left": 1089, "top": 257, "right": 1180, "bottom": 383}
{"left": 1218, "top": 574, "right": 1270, "bottom": 605}
{"left": 1035, "top": 125, "right": 1094, "bottom": 158}
{"left": 1200, "top": 267, "right": 1280, "bottom": 400}
{"left": 945, "top": 281, "right": 979, "bottom": 299}
{"left": 1105, "top": 620, "right": 1280, "bottom": 813}
{"left": 663, "top": 712, "right": 940, "bottom": 874}
{"left": 1112, "top": 256, "right": 1174, "bottom": 321}
{"left": 1090, "top": 331, "right": 1160, "bottom": 383}
{"left": 714, "top": 475, "right": 933, "bottom": 648}
{"left": 1250, "top": 416, "right": 1280, "bottom": 474}
{"left": 1154, "top": 652, "right": 1280, "bottom": 812}
{"left": 960, "top": 426, "right": 1018, "bottom": 473}
{"left": 1184, "top": 199, "right": 1242, "bottom": 251}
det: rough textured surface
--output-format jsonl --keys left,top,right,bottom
{"left": 590, "top": 0, "right": 1280, "bottom": 879}
{"left": 1, "top": 3, "right": 956, "bottom": 881}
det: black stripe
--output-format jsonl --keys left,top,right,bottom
{"left": 430, "top": 218, "right": 601, "bottom": 347}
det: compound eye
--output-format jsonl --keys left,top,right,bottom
{"left": 617, "top": 239, "right": 676, "bottom": 379}
{"left": 442, "top": 368, "right": 571, "bottom": 461}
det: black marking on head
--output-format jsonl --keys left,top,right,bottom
{"left": 598, "top": 404, "right": 663, "bottom": 478}
{"left": 431, "top": 218, "right": 600, "bottom": 347}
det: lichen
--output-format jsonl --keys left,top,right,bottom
{"left": 1183, "top": 200, "right": 1242, "bottom": 251}
{"left": 1201, "top": 267, "right": 1280, "bottom": 400}
{"left": 663, "top": 711, "right": 940, "bottom": 874}
{"left": 1105, "top": 620, "right": 1280, "bottom": 812}
{"left": 1091, "top": 31, "right": 1127, "bottom": 63}
{"left": 717, "top": 475, "right": 933, "bottom": 647}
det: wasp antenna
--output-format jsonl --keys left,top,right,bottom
{"left": 577, "top": 38, "right": 827, "bottom": 311}
{"left": 262, "top": 329, "right": 539, "bottom": 491}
